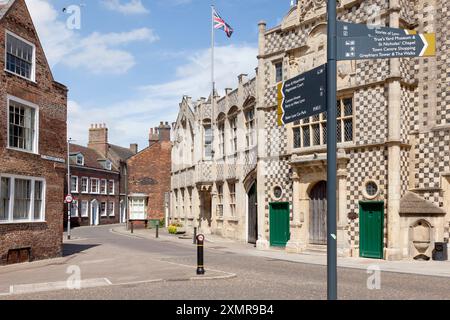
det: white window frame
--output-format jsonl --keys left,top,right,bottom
{"left": 129, "top": 197, "right": 146, "bottom": 220}
{"left": 80, "top": 200, "right": 89, "bottom": 217}
{"left": 90, "top": 178, "right": 100, "bottom": 194}
{"left": 105, "top": 160, "right": 112, "bottom": 170}
{"left": 108, "top": 180, "right": 115, "bottom": 195}
{"left": 100, "top": 201, "right": 107, "bottom": 217}
{"left": 76, "top": 154, "right": 84, "bottom": 166}
{"left": 100, "top": 179, "right": 107, "bottom": 195}
{"left": 108, "top": 201, "right": 115, "bottom": 217}
{"left": 81, "top": 177, "right": 89, "bottom": 194}
{"left": 70, "top": 176, "right": 78, "bottom": 193}
{"left": 0, "top": 174, "right": 46, "bottom": 224}
{"left": 5, "top": 30, "right": 36, "bottom": 82}
{"left": 70, "top": 200, "right": 78, "bottom": 217}
{"left": 6, "top": 95, "right": 39, "bottom": 154}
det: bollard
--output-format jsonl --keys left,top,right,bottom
{"left": 156, "top": 224, "right": 159, "bottom": 238}
{"left": 193, "top": 227, "right": 197, "bottom": 244}
{"left": 196, "top": 234, "right": 205, "bottom": 275}
{"left": 130, "top": 221, "right": 134, "bottom": 234}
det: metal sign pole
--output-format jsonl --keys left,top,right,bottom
{"left": 326, "top": 0, "right": 337, "bottom": 300}
{"left": 67, "top": 138, "right": 72, "bottom": 241}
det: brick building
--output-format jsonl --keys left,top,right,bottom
{"left": 65, "top": 124, "right": 136, "bottom": 227}
{"left": 172, "top": 0, "right": 450, "bottom": 260}
{"left": 127, "top": 122, "right": 172, "bottom": 223}
{"left": 0, "top": 0, "right": 68, "bottom": 264}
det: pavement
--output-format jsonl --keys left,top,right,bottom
{"left": 1, "top": 224, "right": 450, "bottom": 300}
{"left": 113, "top": 225, "right": 450, "bottom": 279}
{"left": 0, "top": 225, "right": 234, "bottom": 298}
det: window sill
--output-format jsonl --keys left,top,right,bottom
{"left": 4, "top": 69, "right": 37, "bottom": 85}
{"left": 6, "top": 147, "right": 39, "bottom": 156}
{"left": 0, "top": 220, "right": 46, "bottom": 225}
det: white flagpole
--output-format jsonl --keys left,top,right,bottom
{"left": 211, "top": 5, "right": 215, "bottom": 159}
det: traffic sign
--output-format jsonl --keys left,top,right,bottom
{"left": 337, "top": 21, "right": 436, "bottom": 60}
{"left": 65, "top": 194, "right": 73, "bottom": 204}
{"left": 277, "top": 64, "right": 327, "bottom": 126}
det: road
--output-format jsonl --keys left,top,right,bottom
{"left": 1, "top": 225, "right": 449, "bottom": 300}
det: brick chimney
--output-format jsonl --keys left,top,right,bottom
{"left": 158, "top": 121, "right": 171, "bottom": 142}
{"left": 149, "top": 127, "right": 159, "bottom": 146}
{"left": 88, "top": 123, "right": 108, "bottom": 156}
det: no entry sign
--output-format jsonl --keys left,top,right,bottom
{"left": 65, "top": 194, "right": 73, "bottom": 204}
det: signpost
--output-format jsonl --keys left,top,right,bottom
{"left": 275, "top": 1, "right": 436, "bottom": 301}
{"left": 337, "top": 21, "right": 436, "bottom": 60}
{"left": 277, "top": 64, "right": 326, "bottom": 126}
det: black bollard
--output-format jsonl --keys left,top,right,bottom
{"left": 196, "top": 234, "right": 205, "bottom": 275}
{"left": 193, "top": 227, "right": 197, "bottom": 244}
{"left": 130, "top": 221, "right": 134, "bottom": 234}
{"left": 156, "top": 224, "right": 159, "bottom": 238}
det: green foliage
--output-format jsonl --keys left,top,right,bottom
{"left": 168, "top": 225, "right": 177, "bottom": 234}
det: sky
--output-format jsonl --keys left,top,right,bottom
{"left": 25, "top": 0, "right": 292, "bottom": 150}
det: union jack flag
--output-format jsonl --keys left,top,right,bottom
{"left": 213, "top": 8, "right": 234, "bottom": 38}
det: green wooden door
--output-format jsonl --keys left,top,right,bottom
{"left": 359, "top": 202, "right": 384, "bottom": 259}
{"left": 270, "top": 202, "right": 290, "bottom": 247}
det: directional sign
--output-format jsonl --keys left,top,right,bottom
{"left": 337, "top": 21, "right": 435, "bottom": 60}
{"left": 277, "top": 64, "right": 327, "bottom": 126}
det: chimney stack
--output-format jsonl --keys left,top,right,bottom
{"left": 88, "top": 123, "right": 108, "bottom": 156}
{"left": 130, "top": 143, "right": 138, "bottom": 154}
{"left": 158, "top": 121, "right": 171, "bottom": 142}
{"left": 149, "top": 127, "right": 159, "bottom": 146}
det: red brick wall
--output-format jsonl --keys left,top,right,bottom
{"left": 127, "top": 141, "right": 172, "bottom": 220}
{"left": 0, "top": 0, "right": 67, "bottom": 264}
{"left": 64, "top": 167, "right": 121, "bottom": 227}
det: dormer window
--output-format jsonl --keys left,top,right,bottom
{"left": 76, "top": 154, "right": 84, "bottom": 166}
{"left": 5, "top": 31, "right": 36, "bottom": 81}
{"left": 104, "top": 160, "right": 112, "bottom": 170}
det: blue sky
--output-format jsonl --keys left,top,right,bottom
{"left": 25, "top": 0, "right": 291, "bottom": 149}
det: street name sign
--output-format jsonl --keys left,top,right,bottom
{"left": 277, "top": 63, "right": 327, "bottom": 126}
{"left": 337, "top": 21, "right": 436, "bottom": 60}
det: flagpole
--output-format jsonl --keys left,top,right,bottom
{"left": 211, "top": 5, "right": 215, "bottom": 159}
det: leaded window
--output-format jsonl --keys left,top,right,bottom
{"left": 292, "top": 97, "right": 353, "bottom": 148}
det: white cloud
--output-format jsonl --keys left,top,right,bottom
{"left": 25, "top": 0, "right": 157, "bottom": 74}
{"left": 68, "top": 44, "right": 258, "bottom": 148}
{"left": 102, "top": 0, "right": 149, "bottom": 15}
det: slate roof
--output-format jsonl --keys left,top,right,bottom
{"left": 69, "top": 143, "right": 117, "bottom": 172}
{"left": 108, "top": 144, "right": 135, "bottom": 162}
{"left": 399, "top": 192, "right": 446, "bottom": 215}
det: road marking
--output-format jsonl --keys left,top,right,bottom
{"left": 80, "top": 259, "right": 114, "bottom": 265}
{"left": 8, "top": 278, "right": 112, "bottom": 295}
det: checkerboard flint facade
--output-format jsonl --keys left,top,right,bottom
{"left": 171, "top": 0, "right": 450, "bottom": 260}
{"left": 258, "top": 0, "right": 450, "bottom": 259}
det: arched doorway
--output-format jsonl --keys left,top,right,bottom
{"left": 309, "top": 181, "right": 327, "bottom": 245}
{"left": 247, "top": 182, "right": 257, "bottom": 244}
